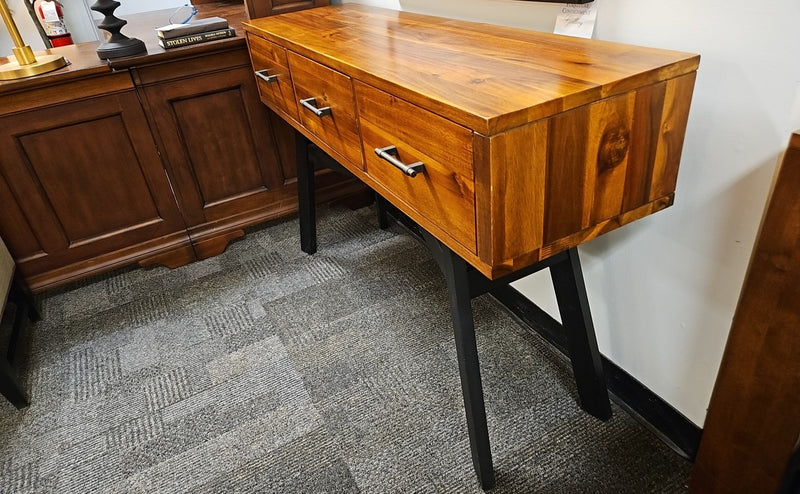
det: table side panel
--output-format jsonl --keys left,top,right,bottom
{"left": 480, "top": 72, "right": 696, "bottom": 273}
{"left": 648, "top": 72, "right": 696, "bottom": 202}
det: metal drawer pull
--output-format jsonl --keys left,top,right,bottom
{"left": 374, "top": 146, "right": 425, "bottom": 177}
{"left": 254, "top": 69, "right": 278, "bottom": 83}
{"left": 299, "top": 97, "right": 332, "bottom": 117}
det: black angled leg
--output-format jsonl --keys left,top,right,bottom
{"left": 295, "top": 132, "right": 316, "bottom": 254}
{"left": 550, "top": 248, "right": 612, "bottom": 421}
{"left": 423, "top": 231, "right": 495, "bottom": 490}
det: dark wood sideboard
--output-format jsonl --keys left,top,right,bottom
{"left": 0, "top": 1, "right": 360, "bottom": 293}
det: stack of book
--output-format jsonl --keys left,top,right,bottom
{"left": 156, "top": 17, "right": 234, "bottom": 49}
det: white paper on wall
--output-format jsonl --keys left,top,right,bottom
{"left": 553, "top": 1, "right": 598, "bottom": 39}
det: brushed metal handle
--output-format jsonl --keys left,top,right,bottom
{"left": 374, "top": 146, "right": 425, "bottom": 177}
{"left": 254, "top": 69, "right": 278, "bottom": 83}
{"left": 299, "top": 97, "right": 331, "bottom": 117}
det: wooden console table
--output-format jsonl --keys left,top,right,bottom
{"left": 244, "top": 5, "right": 699, "bottom": 489}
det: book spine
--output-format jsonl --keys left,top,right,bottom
{"left": 157, "top": 19, "right": 229, "bottom": 39}
{"left": 160, "top": 28, "right": 236, "bottom": 49}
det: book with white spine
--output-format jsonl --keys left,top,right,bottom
{"left": 156, "top": 17, "right": 229, "bottom": 39}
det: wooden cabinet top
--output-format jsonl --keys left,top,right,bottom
{"left": 0, "top": 3, "right": 248, "bottom": 97}
{"left": 244, "top": 4, "right": 699, "bottom": 135}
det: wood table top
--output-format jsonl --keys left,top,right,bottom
{"left": 244, "top": 4, "right": 700, "bottom": 135}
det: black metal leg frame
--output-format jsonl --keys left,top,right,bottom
{"left": 295, "top": 134, "right": 611, "bottom": 490}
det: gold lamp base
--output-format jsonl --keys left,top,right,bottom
{"left": 0, "top": 51, "right": 67, "bottom": 81}
{"left": 0, "top": 0, "right": 68, "bottom": 81}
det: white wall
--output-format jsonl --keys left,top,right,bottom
{"left": 1, "top": 0, "right": 47, "bottom": 53}
{"left": 338, "top": 0, "right": 800, "bottom": 426}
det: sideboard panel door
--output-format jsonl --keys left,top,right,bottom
{"left": 0, "top": 90, "right": 189, "bottom": 288}
{"left": 137, "top": 63, "right": 300, "bottom": 246}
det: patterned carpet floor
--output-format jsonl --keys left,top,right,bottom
{"left": 0, "top": 205, "right": 690, "bottom": 493}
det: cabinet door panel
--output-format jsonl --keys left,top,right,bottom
{"left": 19, "top": 115, "right": 163, "bottom": 242}
{"left": 0, "top": 173, "right": 41, "bottom": 262}
{"left": 172, "top": 87, "right": 271, "bottom": 206}
{"left": 0, "top": 90, "right": 188, "bottom": 286}
{"left": 140, "top": 65, "right": 295, "bottom": 230}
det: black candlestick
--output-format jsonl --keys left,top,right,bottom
{"left": 91, "top": 0, "right": 145, "bottom": 59}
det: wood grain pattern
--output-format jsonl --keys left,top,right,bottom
{"left": 357, "top": 81, "right": 476, "bottom": 251}
{"left": 649, "top": 73, "right": 697, "bottom": 201}
{"left": 478, "top": 120, "right": 547, "bottom": 269}
{"left": 543, "top": 103, "right": 592, "bottom": 246}
{"left": 0, "top": 173, "right": 42, "bottom": 263}
{"left": 0, "top": 72, "right": 134, "bottom": 115}
{"left": 137, "top": 65, "right": 287, "bottom": 228}
{"left": 0, "top": 88, "right": 188, "bottom": 286}
{"left": 244, "top": 4, "right": 699, "bottom": 279}
{"left": 287, "top": 51, "right": 364, "bottom": 168}
{"left": 543, "top": 92, "right": 634, "bottom": 245}
{"left": 244, "top": 0, "right": 329, "bottom": 19}
{"left": 247, "top": 33, "right": 299, "bottom": 121}
{"left": 244, "top": 4, "right": 699, "bottom": 135}
{"left": 690, "top": 131, "right": 800, "bottom": 494}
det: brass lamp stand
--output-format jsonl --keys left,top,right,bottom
{"left": 0, "top": 0, "right": 66, "bottom": 80}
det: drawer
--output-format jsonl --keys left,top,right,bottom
{"left": 246, "top": 33, "right": 298, "bottom": 121}
{"left": 355, "top": 81, "right": 476, "bottom": 252}
{"left": 286, "top": 52, "right": 363, "bottom": 169}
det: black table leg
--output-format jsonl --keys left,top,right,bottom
{"left": 303, "top": 192, "right": 608, "bottom": 489}
{"left": 295, "top": 132, "right": 317, "bottom": 254}
{"left": 375, "top": 193, "right": 390, "bottom": 230}
{"left": 550, "top": 248, "right": 612, "bottom": 421}
{"left": 423, "top": 231, "right": 495, "bottom": 491}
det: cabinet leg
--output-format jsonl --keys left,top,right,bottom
{"left": 550, "top": 248, "right": 612, "bottom": 421}
{"left": 296, "top": 133, "right": 316, "bottom": 254}
{"left": 423, "top": 232, "right": 495, "bottom": 490}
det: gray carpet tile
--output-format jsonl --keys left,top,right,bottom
{"left": 1, "top": 205, "right": 691, "bottom": 493}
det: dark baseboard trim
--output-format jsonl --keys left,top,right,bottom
{"left": 490, "top": 284, "right": 703, "bottom": 461}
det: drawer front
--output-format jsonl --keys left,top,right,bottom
{"left": 286, "top": 52, "right": 363, "bottom": 169}
{"left": 355, "top": 81, "right": 476, "bottom": 252}
{"left": 247, "top": 33, "right": 298, "bottom": 121}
